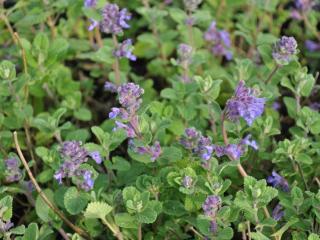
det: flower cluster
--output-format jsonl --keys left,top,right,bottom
{"left": 54, "top": 141, "right": 95, "bottom": 191}
{"left": 202, "top": 195, "right": 221, "bottom": 233}
{"left": 0, "top": 220, "right": 13, "bottom": 234}
{"left": 180, "top": 127, "right": 214, "bottom": 166}
{"left": 110, "top": 83, "right": 162, "bottom": 161}
{"left": 83, "top": 0, "right": 99, "bottom": 31}
{"left": 305, "top": 40, "right": 320, "bottom": 52}
{"left": 177, "top": 43, "right": 193, "bottom": 68}
{"left": 101, "top": 3, "right": 131, "bottom": 35}
{"left": 130, "top": 140, "right": 162, "bottom": 162}
{"left": 113, "top": 39, "right": 137, "bottom": 61}
{"left": 183, "top": 0, "right": 203, "bottom": 12}
{"left": 225, "top": 80, "right": 265, "bottom": 126}
{"left": 4, "top": 158, "right": 22, "bottom": 183}
{"left": 204, "top": 21, "right": 232, "bottom": 60}
{"left": 272, "top": 36, "right": 299, "bottom": 65}
{"left": 267, "top": 171, "right": 290, "bottom": 192}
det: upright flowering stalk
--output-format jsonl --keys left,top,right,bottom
{"left": 54, "top": 141, "right": 95, "bottom": 191}
{"left": 202, "top": 195, "right": 221, "bottom": 234}
{"left": 180, "top": 127, "right": 214, "bottom": 168}
{"left": 177, "top": 43, "right": 193, "bottom": 82}
{"left": 224, "top": 80, "right": 265, "bottom": 126}
{"left": 84, "top": 0, "right": 99, "bottom": 31}
{"left": 204, "top": 21, "right": 232, "bottom": 60}
{"left": 291, "top": 0, "right": 315, "bottom": 20}
{"left": 272, "top": 204, "right": 284, "bottom": 221}
{"left": 109, "top": 83, "right": 162, "bottom": 162}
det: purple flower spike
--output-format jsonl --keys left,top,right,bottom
{"left": 101, "top": 3, "right": 131, "bottom": 35}
{"left": 267, "top": 171, "right": 290, "bottom": 192}
{"left": 209, "top": 220, "right": 218, "bottom": 233}
{"left": 133, "top": 141, "right": 162, "bottom": 162}
{"left": 224, "top": 144, "right": 243, "bottom": 160}
{"left": 225, "top": 80, "right": 265, "bottom": 126}
{"left": 177, "top": 43, "right": 193, "bottom": 67}
{"left": 113, "top": 39, "right": 137, "bottom": 61}
{"left": 202, "top": 195, "right": 221, "bottom": 217}
{"left": 114, "top": 121, "right": 136, "bottom": 138}
{"left": 272, "top": 204, "right": 284, "bottom": 221}
{"left": 81, "top": 170, "right": 94, "bottom": 191}
{"left": 118, "top": 83, "right": 144, "bottom": 112}
{"left": 90, "top": 151, "right": 102, "bottom": 164}
{"left": 204, "top": 21, "right": 232, "bottom": 60}
{"left": 295, "top": 0, "right": 315, "bottom": 12}
{"left": 272, "top": 36, "right": 298, "bottom": 65}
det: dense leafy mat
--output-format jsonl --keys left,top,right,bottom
{"left": 0, "top": 0, "right": 320, "bottom": 239}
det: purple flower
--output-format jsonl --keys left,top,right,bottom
{"left": 89, "top": 151, "right": 102, "bottom": 164}
{"left": 185, "top": 17, "right": 195, "bottom": 26}
{"left": 241, "top": 135, "right": 258, "bottom": 150}
{"left": 267, "top": 171, "right": 290, "bottom": 192}
{"left": 101, "top": 3, "right": 131, "bottom": 35}
{"left": 310, "top": 102, "right": 320, "bottom": 111}
{"left": 272, "top": 101, "right": 281, "bottom": 110}
{"left": 118, "top": 83, "right": 144, "bottom": 112}
{"left": 182, "top": 176, "right": 193, "bottom": 188}
{"left": 113, "top": 39, "right": 137, "bottom": 61}
{"left": 88, "top": 19, "right": 99, "bottom": 31}
{"left": 177, "top": 43, "right": 193, "bottom": 66}
{"left": 272, "top": 36, "right": 298, "bottom": 65}
{"left": 272, "top": 204, "right": 284, "bottom": 221}
{"left": 54, "top": 141, "right": 89, "bottom": 185}
{"left": 109, "top": 107, "right": 121, "bottom": 119}
{"left": 0, "top": 220, "right": 14, "bottom": 233}
{"left": 305, "top": 40, "right": 320, "bottom": 52}
{"left": 4, "top": 158, "right": 22, "bottom": 183}
{"left": 290, "top": 9, "right": 302, "bottom": 20}
{"left": 209, "top": 220, "right": 218, "bottom": 233}
{"left": 202, "top": 195, "right": 221, "bottom": 217}
{"left": 295, "top": 0, "right": 315, "bottom": 12}
{"left": 80, "top": 170, "right": 95, "bottom": 191}
{"left": 114, "top": 121, "right": 136, "bottom": 138}
{"left": 183, "top": 0, "right": 203, "bottom": 12}
{"left": 180, "top": 128, "right": 214, "bottom": 162}
{"left": 225, "top": 80, "right": 265, "bottom": 126}
{"left": 204, "top": 21, "right": 232, "bottom": 60}
{"left": 164, "top": 0, "right": 173, "bottom": 4}
{"left": 84, "top": 0, "right": 96, "bottom": 8}
{"left": 132, "top": 141, "right": 162, "bottom": 162}
{"left": 104, "top": 81, "right": 118, "bottom": 92}
{"left": 224, "top": 144, "right": 243, "bottom": 160}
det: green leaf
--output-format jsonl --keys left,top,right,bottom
{"left": 136, "top": 206, "right": 158, "bottom": 224}
{"left": 74, "top": 107, "right": 92, "bottom": 121}
{"left": 217, "top": 227, "right": 234, "bottom": 240}
{"left": 35, "top": 189, "right": 57, "bottom": 222}
{"left": 283, "top": 97, "right": 297, "bottom": 118}
{"left": 308, "top": 233, "right": 320, "bottom": 240}
{"left": 64, "top": 187, "right": 88, "bottom": 215}
{"left": 84, "top": 202, "right": 113, "bottom": 220}
{"left": 0, "top": 60, "right": 16, "bottom": 79}
{"left": 250, "top": 232, "right": 270, "bottom": 240}
{"left": 271, "top": 218, "right": 299, "bottom": 239}
{"left": 115, "top": 213, "right": 139, "bottom": 229}
{"left": 160, "top": 88, "right": 178, "bottom": 100}
{"left": 169, "top": 8, "right": 187, "bottom": 24}
{"left": 291, "top": 187, "right": 304, "bottom": 207}
{"left": 296, "top": 153, "right": 313, "bottom": 165}
{"left": 0, "top": 195, "right": 13, "bottom": 221}
{"left": 23, "top": 223, "right": 39, "bottom": 240}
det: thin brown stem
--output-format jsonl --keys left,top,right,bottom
{"left": 138, "top": 224, "right": 142, "bottom": 240}
{"left": 13, "top": 32, "right": 28, "bottom": 75}
{"left": 94, "top": 27, "right": 103, "bottom": 48}
{"left": 112, "top": 35, "right": 121, "bottom": 85}
{"left": 47, "top": 15, "right": 57, "bottom": 38}
{"left": 265, "top": 65, "right": 279, "bottom": 83}
{"left": 13, "top": 132, "right": 91, "bottom": 240}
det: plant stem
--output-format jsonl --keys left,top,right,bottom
{"left": 112, "top": 34, "right": 121, "bottom": 85}
{"left": 94, "top": 27, "right": 103, "bottom": 48}
{"left": 13, "top": 132, "right": 91, "bottom": 240}
{"left": 187, "top": 11, "right": 194, "bottom": 47}
{"left": 138, "top": 224, "right": 142, "bottom": 240}
{"left": 102, "top": 218, "right": 123, "bottom": 240}
{"left": 265, "top": 65, "right": 279, "bottom": 83}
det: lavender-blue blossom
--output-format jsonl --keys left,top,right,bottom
{"left": 295, "top": 0, "right": 315, "bottom": 11}
{"left": 84, "top": 0, "right": 96, "bottom": 8}
{"left": 180, "top": 127, "right": 201, "bottom": 150}
{"left": 113, "top": 39, "right": 137, "bottom": 61}
{"left": 89, "top": 151, "right": 102, "bottom": 164}
{"left": 267, "top": 171, "right": 290, "bottom": 192}
{"left": 305, "top": 40, "right": 320, "bottom": 52}
{"left": 101, "top": 3, "right": 131, "bottom": 35}
{"left": 272, "top": 204, "right": 284, "bottom": 221}
{"left": 204, "top": 21, "right": 232, "bottom": 60}
{"left": 241, "top": 134, "right": 258, "bottom": 150}
{"left": 209, "top": 220, "right": 218, "bottom": 233}
{"left": 272, "top": 36, "right": 298, "bottom": 65}
{"left": 132, "top": 141, "right": 162, "bottom": 162}
{"left": 4, "top": 158, "right": 22, "bottom": 183}
{"left": 202, "top": 195, "right": 221, "bottom": 217}
{"left": 0, "top": 220, "right": 13, "bottom": 234}
{"left": 104, "top": 81, "right": 118, "bottom": 93}
{"left": 225, "top": 80, "right": 265, "bottom": 126}
{"left": 177, "top": 43, "right": 193, "bottom": 67}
